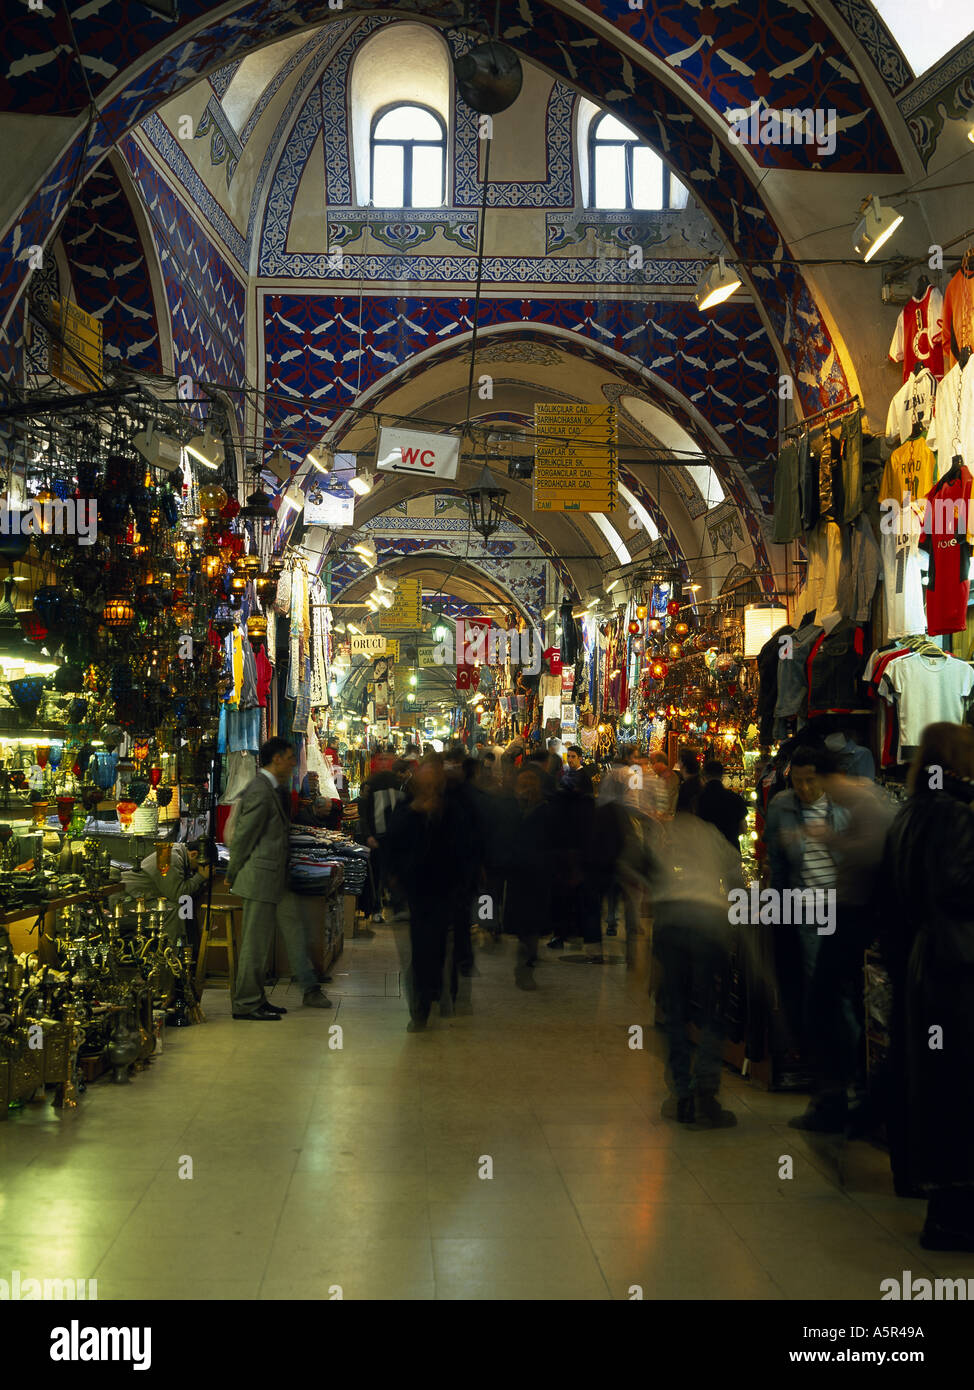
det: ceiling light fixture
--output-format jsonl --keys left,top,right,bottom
{"left": 307, "top": 444, "right": 333, "bottom": 475}
{"left": 132, "top": 421, "right": 182, "bottom": 472}
{"left": 694, "top": 255, "right": 742, "bottom": 311}
{"left": 352, "top": 537, "right": 377, "bottom": 566}
{"left": 185, "top": 425, "right": 224, "bottom": 470}
{"left": 853, "top": 195, "right": 903, "bottom": 262}
{"left": 349, "top": 471, "right": 374, "bottom": 496}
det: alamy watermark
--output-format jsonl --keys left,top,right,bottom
{"left": 728, "top": 882, "right": 836, "bottom": 935}
{"left": 0, "top": 498, "right": 98, "bottom": 546}
{"left": 726, "top": 106, "right": 837, "bottom": 159}
{"left": 1, "top": 1269, "right": 97, "bottom": 1299}
{"left": 433, "top": 625, "right": 542, "bottom": 676}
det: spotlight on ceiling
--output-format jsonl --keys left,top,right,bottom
{"left": 349, "top": 471, "right": 374, "bottom": 496}
{"left": 694, "top": 255, "right": 742, "bottom": 311}
{"left": 306, "top": 444, "right": 333, "bottom": 475}
{"left": 853, "top": 195, "right": 903, "bottom": 263}
{"left": 185, "top": 425, "right": 224, "bottom": 470}
{"left": 542, "top": 606, "right": 557, "bottom": 622}
{"left": 453, "top": 41, "right": 523, "bottom": 115}
{"left": 266, "top": 448, "right": 292, "bottom": 483}
{"left": 133, "top": 421, "right": 183, "bottom": 472}
{"left": 352, "top": 537, "right": 377, "bottom": 566}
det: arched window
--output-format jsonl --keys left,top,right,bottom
{"left": 589, "top": 112, "right": 687, "bottom": 211}
{"left": 370, "top": 103, "right": 446, "bottom": 208}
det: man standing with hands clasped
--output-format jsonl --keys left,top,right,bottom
{"left": 227, "top": 737, "right": 332, "bottom": 1020}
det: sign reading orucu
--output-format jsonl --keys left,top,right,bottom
{"left": 375, "top": 426, "right": 460, "bottom": 481}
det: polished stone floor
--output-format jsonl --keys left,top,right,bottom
{"left": 2, "top": 919, "right": 970, "bottom": 1301}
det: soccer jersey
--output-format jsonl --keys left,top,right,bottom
{"left": 919, "top": 465, "right": 974, "bottom": 635}
{"left": 943, "top": 266, "right": 974, "bottom": 372}
{"left": 886, "top": 369, "right": 937, "bottom": 446}
{"left": 879, "top": 525, "right": 927, "bottom": 640}
{"left": 889, "top": 285, "right": 945, "bottom": 381}
{"left": 879, "top": 437, "right": 937, "bottom": 509}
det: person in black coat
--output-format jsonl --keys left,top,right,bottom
{"left": 880, "top": 722, "right": 974, "bottom": 1249}
{"left": 503, "top": 764, "right": 558, "bottom": 991}
{"left": 697, "top": 759, "right": 748, "bottom": 852}
{"left": 675, "top": 748, "right": 703, "bottom": 815}
{"left": 384, "top": 756, "right": 474, "bottom": 1031}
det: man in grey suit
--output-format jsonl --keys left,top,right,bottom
{"left": 226, "top": 737, "right": 332, "bottom": 1020}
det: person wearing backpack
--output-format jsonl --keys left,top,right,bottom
{"left": 225, "top": 737, "right": 332, "bottom": 1019}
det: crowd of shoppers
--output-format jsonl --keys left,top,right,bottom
{"left": 220, "top": 719, "right": 974, "bottom": 1249}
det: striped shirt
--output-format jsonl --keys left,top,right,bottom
{"left": 800, "top": 797, "right": 837, "bottom": 889}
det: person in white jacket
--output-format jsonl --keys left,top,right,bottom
{"left": 648, "top": 812, "right": 744, "bottom": 1128}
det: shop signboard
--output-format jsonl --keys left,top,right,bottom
{"left": 304, "top": 489, "right": 355, "bottom": 527}
{"left": 380, "top": 577, "right": 421, "bottom": 629}
{"left": 376, "top": 425, "right": 460, "bottom": 480}
{"left": 49, "top": 299, "right": 103, "bottom": 392}
{"left": 418, "top": 645, "right": 438, "bottom": 668}
{"left": 533, "top": 403, "right": 617, "bottom": 513}
{"left": 351, "top": 634, "right": 387, "bottom": 656}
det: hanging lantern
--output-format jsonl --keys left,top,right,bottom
{"left": 464, "top": 464, "right": 509, "bottom": 542}
{"left": 667, "top": 599, "right": 681, "bottom": 617}
{"left": 627, "top": 618, "right": 640, "bottom": 636}
{"left": 648, "top": 618, "right": 662, "bottom": 633}
{"left": 674, "top": 621, "right": 689, "bottom": 636}
{"left": 246, "top": 614, "right": 267, "bottom": 644}
{"left": 149, "top": 766, "right": 163, "bottom": 789}
{"left": 102, "top": 595, "right": 136, "bottom": 629}
{"left": 35, "top": 744, "right": 50, "bottom": 769}
{"left": 236, "top": 554, "right": 261, "bottom": 578}
{"left": 667, "top": 641, "right": 682, "bottom": 661}
{"left": 211, "top": 603, "right": 235, "bottom": 637}
{"left": 228, "top": 574, "right": 248, "bottom": 598}
{"left": 633, "top": 637, "right": 644, "bottom": 654}
{"left": 255, "top": 574, "right": 278, "bottom": 604}
{"left": 636, "top": 604, "right": 647, "bottom": 620}
{"left": 650, "top": 659, "right": 667, "bottom": 679}
{"left": 172, "top": 539, "right": 191, "bottom": 564}
{"left": 203, "top": 552, "right": 223, "bottom": 581}
{"left": 199, "top": 484, "right": 229, "bottom": 517}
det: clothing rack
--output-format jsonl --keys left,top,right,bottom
{"left": 780, "top": 395, "right": 861, "bottom": 436}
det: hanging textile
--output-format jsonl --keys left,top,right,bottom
{"left": 309, "top": 579, "right": 330, "bottom": 706}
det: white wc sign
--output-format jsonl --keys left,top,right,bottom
{"left": 376, "top": 426, "right": 460, "bottom": 480}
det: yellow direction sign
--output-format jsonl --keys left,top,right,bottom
{"left": 533, "top": 403, "right": 617, "bottom": 514}
{"left": 48, "top": 299, "right": 103, "bottom": 392}
{"left": 380, "top": 577, "right": 421, "bottom": 629}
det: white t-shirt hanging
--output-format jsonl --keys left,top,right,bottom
{"left": 886, "top": 368, "right": 937, "bottom": 446}
{"left": 878, "top": 652, "right": 974, "bottom": 762}
{"left": 889, "top": 286, "right": 945, "bottom": 381}
{"left": 879, "top": 525, "right": 926, "bottom": 641}
{"left": 926, "top": 357, "right": 974, "bottom": 476}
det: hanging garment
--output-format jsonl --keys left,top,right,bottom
{"left": 942, "top": 264, "right": 974, "bottom": 372}
{"left": 838, "top": 513, "right": 882, "bottom": 622}
{"left": 773, "top": 618, "right": 824, "bottom": 737}
{"left": 757, "top": 624, "right": 794, "bottom": 745}
{"left": 879, "top": 523, "right": 927, "bottom": 641}
{"left": 221, "top": 750, "right": 257, "bottom": 805}
{"left": 794, "top": 520, "right": 843, "bottom": 625}
{"left": 772, "top": 436, "right": 802, "bottom": 542}
{"left": 239, "top": 628, "right": 258, "bottom": 709}
{"left": 886, "top": 368, "right": 937, "bottom": 447}
{"left": 255, "top": 644, "right": 273, "bottom": 708}
{"left": 920, "top": 465, "right": 974, "bottom": 635}
{"left": 880, "top": 436, "right": 937, "bottom": 510}
{"left": 835, "top": 409, "right": 864, "bottom": 523}
{"left": 815, "top": 421, "right": 835, "bottom": 522}
{"left": 879, "top": 651, "right": 974, "bottom": 763}
{"left": 806, "top": 619, "right": 867, "bottom": 717}
{"left": 926, "top": 357, "right": 974, "bottom": 478}
{"left": 309, "top": 587, "right": 329, "bottom": 707}
{"left": 797, "top": 429, "right": 819, "bottom": 532}
{"left": 889, "top": 285, "right": 945, "bottom": 381}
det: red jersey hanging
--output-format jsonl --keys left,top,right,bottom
{"left": 920, "top": 464, "right": 973, "bottom": 635}
{"left": 889, "top": 285, "right": 945, "bottom": 382}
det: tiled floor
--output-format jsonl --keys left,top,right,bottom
{"left": 2, "top": 920, "right": 971, "bottom": 1301}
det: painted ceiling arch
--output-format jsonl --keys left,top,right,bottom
{"left": 331, "top": 546, "right": 540, "bottom": 626}
{"left": 287, "top": 319, "right": 769, "bottom": 584}
{"left": 0, "top": 0, "right": 933, "bottom": 417}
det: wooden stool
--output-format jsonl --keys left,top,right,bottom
{"left": 195, "top": 904, "right": 237, "bottom": 995}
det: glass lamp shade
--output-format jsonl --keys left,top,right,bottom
{"left": 211, "top": 603, "right": 235, "bottom": 638}
{"left": 8, "top": 676, "right": 45, "bottom": 717}
{"left": 91, "top": 751, "right": 118, "bottom": 792}
{"left": 34, "top": 745, "right": 50, "bottom": 769}
{"left": 57, "top": 796, "right": 75, "bottom": 832}
{"left": 627, "top": 619, "right": 640, "bottom": 635}
{"left": 155, "top": 841, "right": 172, "bottom": 876}
{"left": 155, "top": 786, "right": 174, "bottom": 809}
{"left": 255, "top": 575, "right": 277, "bottom": 604}
{"left": 18, "top": 610, "right": 48, "bottom": 642}
{"left": 635, "top": 605, "right": 647, "bottom": 620}
{"left": 236, "top": 554, "right": 261, "bottom": 578}
{"left": 103, "top": 595, "right": 136, "bottom": 629}
{"left": 31, "top": 800, "right": 50, "bottom": 828}
{"left": 246, "top": 614, "right": 267, "bottom": 643}
{"left": 128, "top": 779, "right": 150, "bottom": 806}
{"left": 199, "top": 484, "right": 229, "bottom": 516}
{"left": 743, "top": 603, "right": 789, "bottom": 658}
{"left": 203, "top": 553, "right": 223, "bottom": 581}
{"left": 48, "top": 744, "right": 62, "bottom": 771}
{"left": 116, "top": 800, "right": 137, "bottom": 829}
{"left": 648, "top": 619, "right": 662, "bottom": 633}
{"left": 229, "top": 574, "right": 248, "bottom": 596}
{"left": 149, "top": 766, "right": 163, "bottom": 788}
